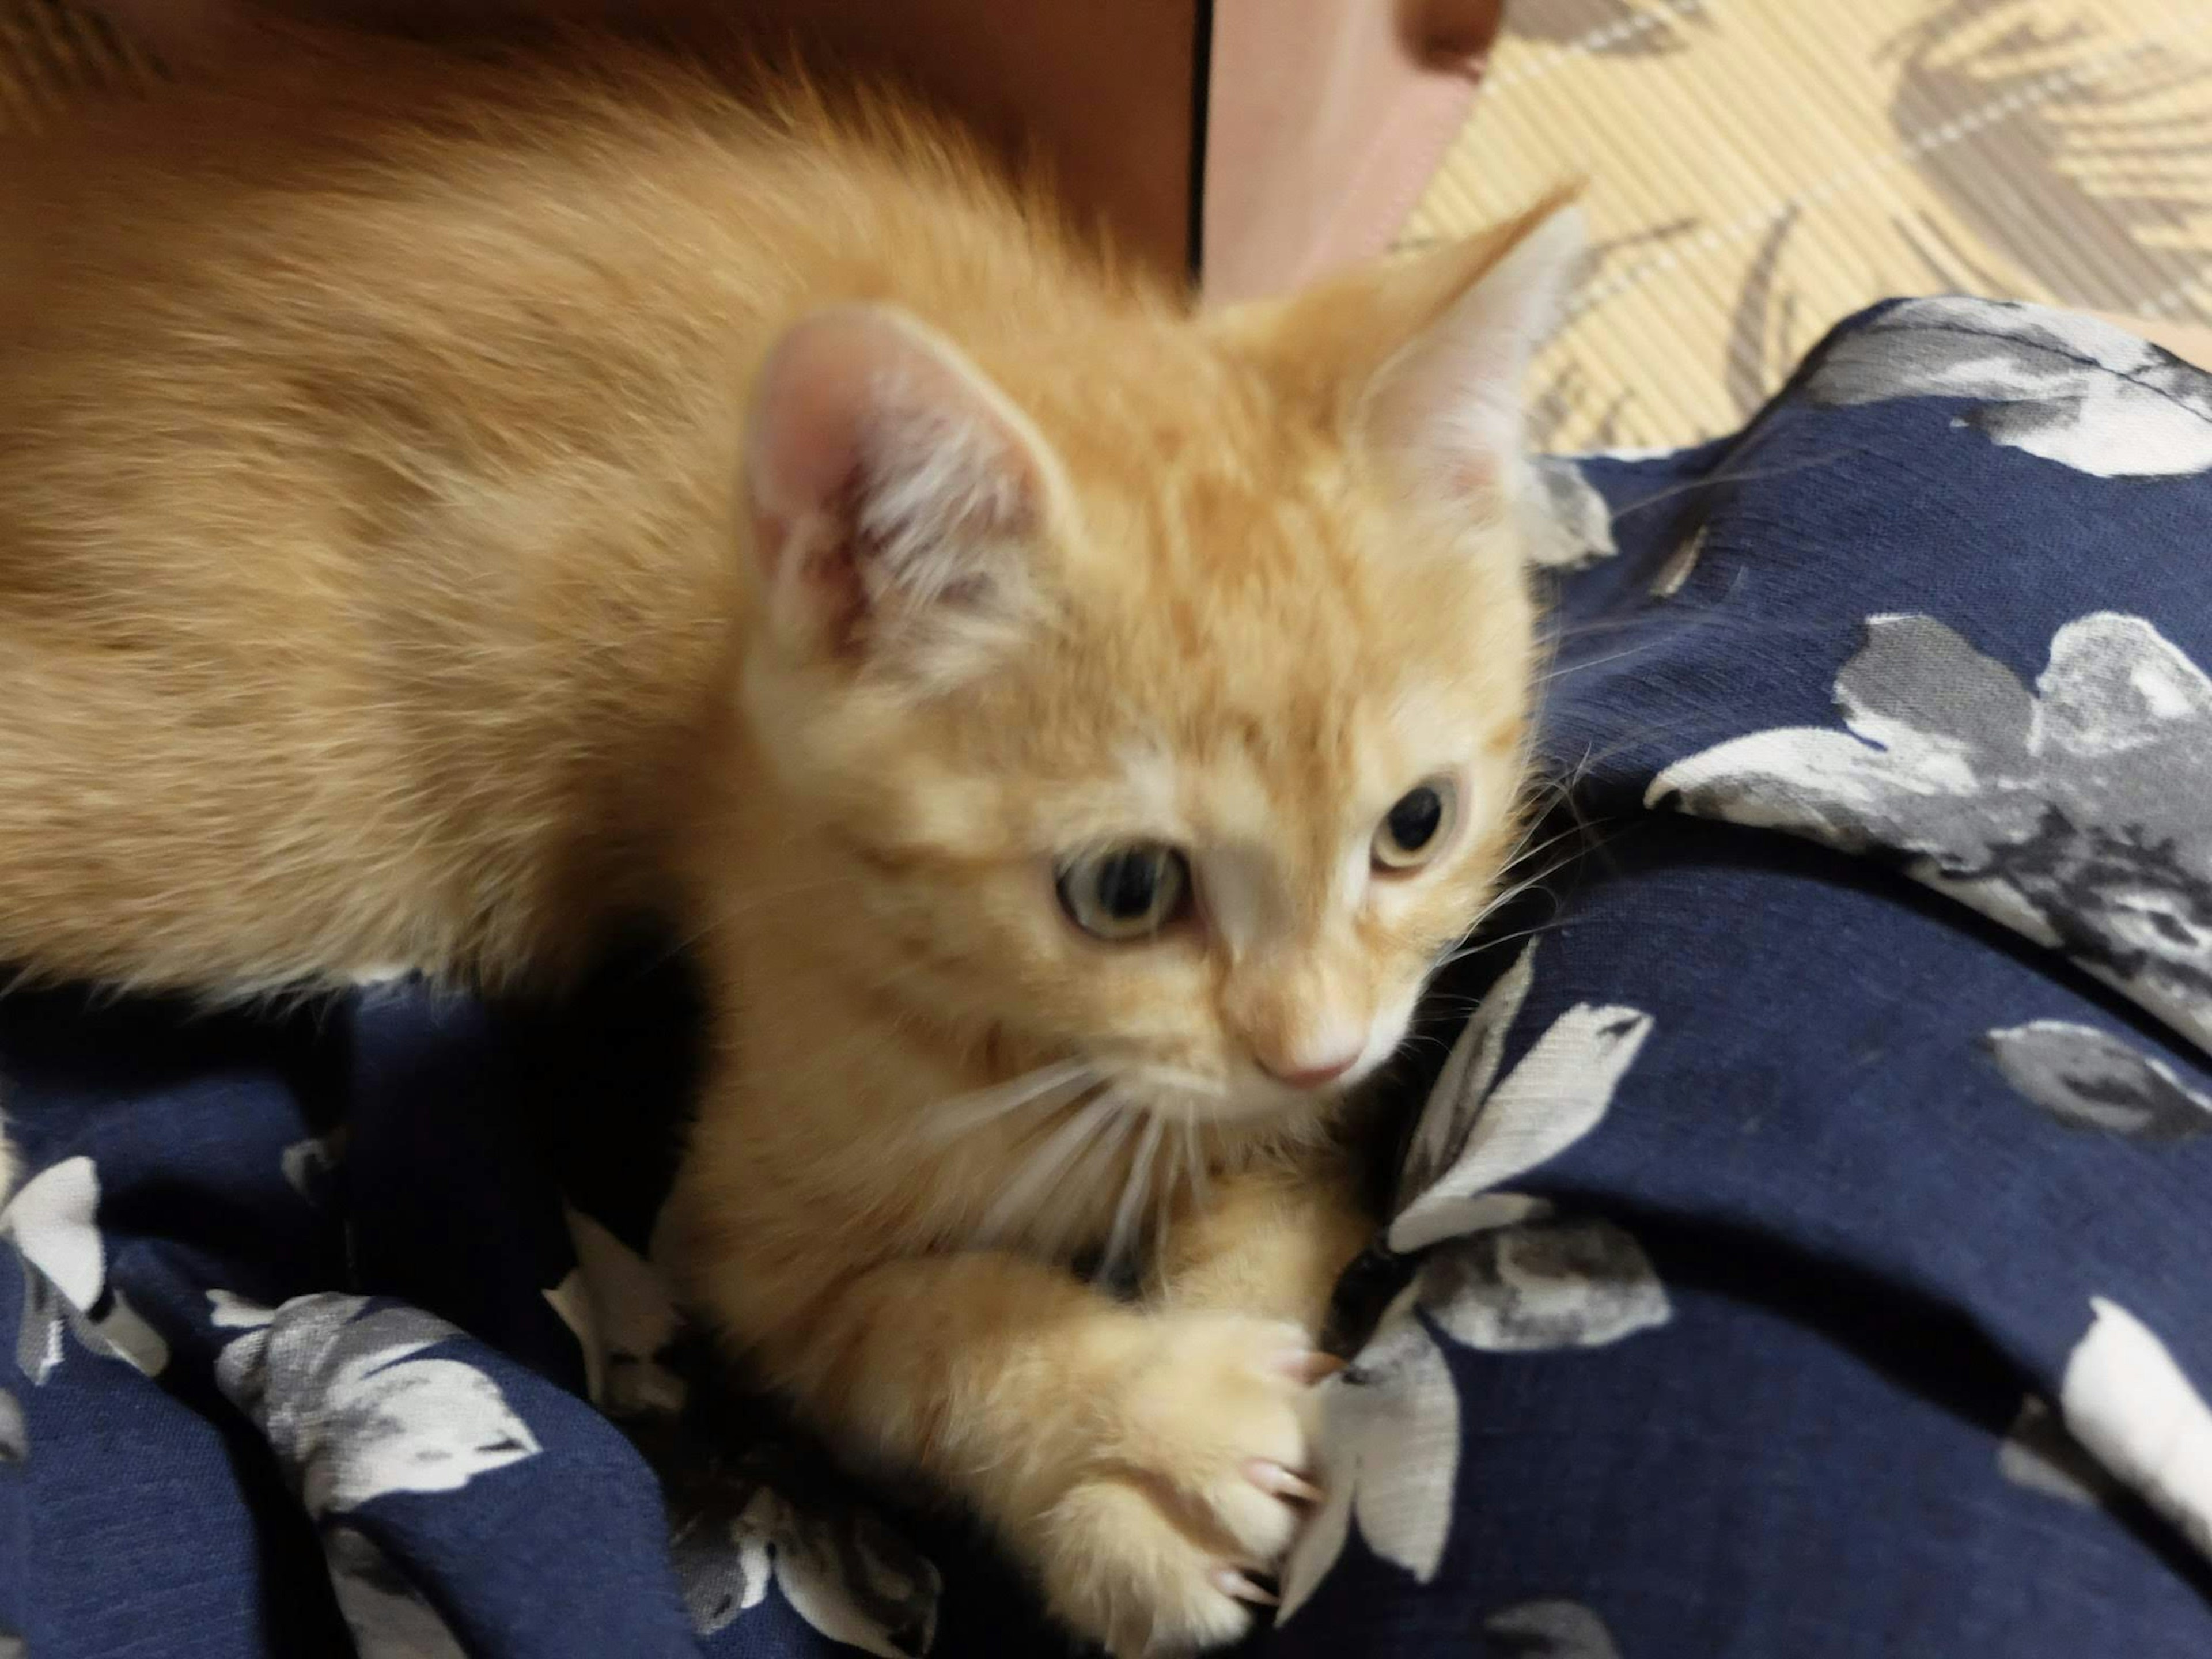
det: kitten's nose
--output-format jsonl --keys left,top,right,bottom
{"left": 1266, "top": 1054, "right": 1358, "bottom": 1089}
{"left": 1257, "top": 1040, "right": 1363, "bottom": 1091}
{"left": 1237, "top": 992, "right": 1370, "bottom": 1092}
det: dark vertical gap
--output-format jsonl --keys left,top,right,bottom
{"left": 1184, "top": 0, "right": 1215, "bottom": 286}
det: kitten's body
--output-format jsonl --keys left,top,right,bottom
{"left": 0, "top": 31, "right": 1574, "bottom": 1654}
{"left": 0, "top": 44, "right": 1090, "bottom": 993}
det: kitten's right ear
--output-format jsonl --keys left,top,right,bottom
{"left": 743, "top": 305, "right": 1065, "bottom": 672}
{"left": 1214, "top": 191, "right": 1588, "bottom": 514}
{"left": 1355, "top": 195, "right": 1586, "bottom": 507}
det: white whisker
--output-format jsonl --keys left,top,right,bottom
{"left": 1046, "top": 1100, "right": 1139, "bottom": 1262}
{"left": 1118, "top": 1065, "right": 1232, "bottom": 1111}
{"left": 1101, "top": 1112, "right": 1164, "bottom": 1281}
{"left": 1147, "top": 1128, "right": 1181, "bottom": 1291}
{"left": 979, "top": 1090, "right": 1122, "bottom": 1243}
{"left": 923, "top": 1058, "right": 1096, "bottom": 1142}
{"left": 1499, "top": 818, "right": 1590, "bottom": 880}
{"left": 1451, "top": 865, "right": 1568, "bottom": 946}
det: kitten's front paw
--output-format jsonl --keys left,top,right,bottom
{"left": 1038, "top": 1313, "right": 1335, "bottom": 1657}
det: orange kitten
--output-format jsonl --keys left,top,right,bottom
{"left": 0, "top": 28, "right": 1580, "bottom": 1654}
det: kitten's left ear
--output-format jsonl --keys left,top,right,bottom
{"left": 1215, "top": 191, "right": 1588, "bottom": 510}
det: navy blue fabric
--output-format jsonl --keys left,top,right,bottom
{"left": 6, "top": 297, "right": 2212, "bottom": 1657}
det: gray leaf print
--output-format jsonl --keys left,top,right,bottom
{"left": 768, "top": 1494, "right": 940, "bottom": 1659}
{"left": 1650, "top": 613, "right": 2212, "bottom": 1056}
{"left": 1998, "top": 1395, "right": 2120, "bottom": 1510}
{"left": 281, "top": 1130, "right": 346, "bottom": 1203}
{"left": 5, "top": 1156, "right": 168, "bottom": 1384}
{"left": 1484, "top": 1598, "right": 1623, "bottom": 1658}
{"left": 323, "top": 1524, "right": 471, "bottom": 1659}
{"left": 672, "top": 1507, "right": 774, "bottom": 1634}
{"left": 1986, "top": 1021, "right": 2212, "bottom": 1140}
{"left": 1283, "top": 1214, "right": 1669, "bottom": 1619}
{"left": 213, "top": 1292, "right": 540, "bottom": 1517}
{"left": 1527, "top": 458, "right": 1619, "bottom": 571}
{"left": 674, "top": 1482, "right": 941, "bottom": 1658}
{"left": 677, "top": 1478, "right": 946, "bottom": 1654}
{"left": 1423, "top": 1218, "right": 1671, "bottom": 1353}
{"left": 1805, "top": 297, "right": 2212, "bottom": 477}
{"left": 13, "top": 1258, "right": 61, "bottom": 1386}
{"left": 0, "top": 1385, "right": 22, "bottom": 1464}
{"left": 1296, "top": 938, "right": 1662, "bottom": 1618}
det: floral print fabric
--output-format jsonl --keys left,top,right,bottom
{"left": 6, "top": 297, "right": 2212, "bottom": 1656}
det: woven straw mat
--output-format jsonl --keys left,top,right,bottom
{"left": 1408, "top": 0, "right": 2212, "bottom": 450}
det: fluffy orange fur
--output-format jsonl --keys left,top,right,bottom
{"left": 0, "top": 27, "right": 1581, "bottom": 1654}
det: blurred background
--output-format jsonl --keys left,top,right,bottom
{"left": 6, "top": 0, "right": 2209, "bottom": 451}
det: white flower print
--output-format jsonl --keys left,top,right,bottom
{"left": 1393, "top": 942, "right": 1654, "bottom": 1255}
{"left": 1280, "top": 1213, "right": 1672, "bottom": 1622}
{"left": 213, "top": 1292, "right": 541, "bottom": 1514}
{"left": 213, "top": 1300, "right": 541, "bottom": 1659}
{"left": 1282, "top": 946, "right": 1662, "bottom": 1619}
{"left": 1650, "top": 613, "right": 2212, "bottom": 1056}
{"left": 540, "top": 1202, "right": 686, "bottom": 1419}
{"left": 3, "top": 1156, "right": 168, "bottom": 1384}
{"left": 1278, "top": 1283, "right": 1457, "bottom": 1617}
{"left": 1984, "top": 1021, "right": 2212, "bottom": 1141}
{"left": 1803, "top": 297, "right": 2212, "bottom": 478}
{"left": 673, "top": 1481, "right": 942, "bottom": 1658}
{"left": 213, "top": 1291, "right": 543, "bottom": 1657}
{"left": 2058, "top": 1298, "right": 2212, "bottom": 1561}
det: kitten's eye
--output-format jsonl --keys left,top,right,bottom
{"left": 1055, "top": 844, "right": 1190, "bottom": 941}
{"left": 1373, "top": 779, "right": 1457, "bottom": 872}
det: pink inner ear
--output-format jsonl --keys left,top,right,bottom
{"left": 1445, "top": 450, "right": 1501, "bottom": 502}
{"left": 745, "top": 312, "right": 892, "bottom": 591}
{"left": 743, "top": 306, "right": 1055, "bottom": 654}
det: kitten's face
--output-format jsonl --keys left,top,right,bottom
{"left": 795, "top": 491, "right": 1530, "bottom": 1124}
{"left": 739, "top": 199, "right": 1578, "bottom": 1127}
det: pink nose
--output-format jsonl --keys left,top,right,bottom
{"left": 1262, "top": 1051, "right": 1360, "bottom": 1090}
